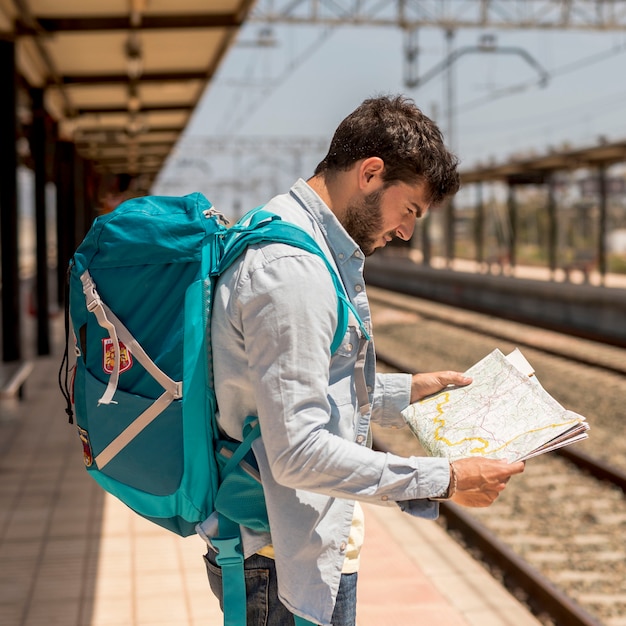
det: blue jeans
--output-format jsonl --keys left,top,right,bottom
{"left": 204, "top": 549, "right": 357, "bottom": 626}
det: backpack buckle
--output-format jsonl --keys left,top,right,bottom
{"left": 86, "top": 297, "right": 101, "bottom": 313}
{"left": 212, "top": 536, "right": 244, "bottom": 567}
{"left": 203, "top": 208, "right": 230, "bottom": 226}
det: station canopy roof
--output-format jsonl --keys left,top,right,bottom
{"left": 461, "top": 137, "right": 626, "bottom": 186}
{"left": 1, "top": 0, "right": 256, "bottom": 188}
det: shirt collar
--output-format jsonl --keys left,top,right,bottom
{"left": 289, "top": 178, "right": 363, "bottom": 265}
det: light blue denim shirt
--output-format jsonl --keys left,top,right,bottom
{"left": 198, "top": 179, "right": 450, "bottom": 625}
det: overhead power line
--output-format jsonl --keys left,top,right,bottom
{"left": 456, "top": 38, "right": 626, "bottom": 114}
{"left": 250, "top": 0, "right": 626, "bottom": 31}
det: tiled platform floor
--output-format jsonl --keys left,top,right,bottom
{"left": 0, "top": 339, "right": 542, "bottom": 626}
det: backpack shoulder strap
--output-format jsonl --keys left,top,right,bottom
{"left": 216, "top": 209, "right": 370, "bottom": 352}
{"left": 211, "top": 209, "right": 365, "bottom": 626}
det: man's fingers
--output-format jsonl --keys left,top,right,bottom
{"left": 450, "top": 458, "right": 525, "bottom": 508}
{"left": 438, "top": 371, "right": 472, "bottom": 387}
{"left": 508, "top": 461, "right": 526, "bottom": 475}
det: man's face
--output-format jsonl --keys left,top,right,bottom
{"left": 342, "top": 181, "right": 431, "bottom": 256}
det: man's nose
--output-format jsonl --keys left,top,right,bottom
{"left": 395, "top": 217, "right": 416, "bottom": 241}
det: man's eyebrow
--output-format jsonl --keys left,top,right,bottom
{"left": 411, "top": 202, "right": 426, "bottom": 217}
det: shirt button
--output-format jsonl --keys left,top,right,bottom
{"left": 340, "top": 541, "right": 347, "bottom": 552}
{"left": 354, "top": 251, "right": 362, "bottom": 259}
{"left": 381, "top": 495, "right": 389, "bottom": 501}
{"left": 345, "top": 343, "right": 353, "bottom": 351}
{"left": 338, "top": 253, "right": 345, "bottom": 259}
{"left": 356, "top": 434, "right": 365, "bottom": 444}
{"left": 366, "top": 385, "right": 372, "bottom": 393}
{"left": 355, "top": 284, "right": 363, "bottom": 292}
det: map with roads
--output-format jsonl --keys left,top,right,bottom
{"left": 402, "top": 349, "right": 588, "bottom": 463}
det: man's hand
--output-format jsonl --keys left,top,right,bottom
{"left": 410, "top": 371, "right": 524, "bottom": 506}
{"left": 450, "top": 458, "right": 525, "bottom": 507}
{"left": 410, "top": 371, "right": 472, "bottom": 404}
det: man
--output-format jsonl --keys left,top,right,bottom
{"left": 197, "top": 94, "right": 525, "bottom": 625}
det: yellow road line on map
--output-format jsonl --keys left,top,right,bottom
{"left": 421, "top": 391, "right": 582, "bottom": 457}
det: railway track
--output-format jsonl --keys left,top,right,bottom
{"left": 369, "top": 287, "right": 626, "bottom": 626}
{"left": 376, "top": 430, "right": 605, "bottom": 626}
{"left": 367, "top": 286, "right": 626, "bottom": 377}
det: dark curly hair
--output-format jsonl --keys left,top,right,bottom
{"left": 314, "top": 95, "right": 460, "bottom": 205}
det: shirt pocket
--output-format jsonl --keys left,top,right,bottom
{"left": 334, "top": 324, "right": 360, "bottom": 358}
{"left": 328, "top": 324, "right": 362, "bottom": 410}
{"left": 334, "top": 308, "right": 366, "bottom": 358}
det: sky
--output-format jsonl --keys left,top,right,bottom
{"left": 152, "top": 19, "right": 626, "bottom": 217}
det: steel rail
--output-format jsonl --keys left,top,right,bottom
{"left": 558, "top": 447, "right": 626, "bottom": 493}
{"left": 368, "top": 291, "right": 626, "bottom": 377}
{"left": 437, "top": 502, "right": 603, "bottom": 626}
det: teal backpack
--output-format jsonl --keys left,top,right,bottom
{"left": 60, "top": 192, "right": 367, "bottom": 626}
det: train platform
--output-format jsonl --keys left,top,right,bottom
{"left": 410, "top": 252, "right": 626, "bottom": 290}
{"left": 0, "top": 320, "right": 543, "bottom": 626}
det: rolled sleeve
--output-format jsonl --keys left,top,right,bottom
{"left": 397, "top": 499, "right": 440, "bottom": 519}
{"left": 371, "top": 372, "right": 412, "bottom": 428}
{"left": 393, "top": 455, "right": 449, "bottom": 519}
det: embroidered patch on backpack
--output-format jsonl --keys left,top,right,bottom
{"left": 102, "top": 339, "right": 133, "bottom": 374}
{"left": 77, "top": 426, "right": 94, "bottom": 467}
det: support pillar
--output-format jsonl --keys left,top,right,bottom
{"left": 0, "top": 37, "right": 21, "bottom": 362}
{"left": 421, "top": 213, "right": 431, "bottom": 266}
{"left": 31, "top": 87, "right": 50, "bottom": 355}
{"left": 597, "top": 165, "right": 607, "bottom": 285}
{"left": 445, "top": 197, "right": 455, "bottom": 268}
{"left": 474, "top": 182, "right": 485, "bottom": 267}
{"left": 547, "top": 175, "right": 558, "bottom": 280}
{"left": 55, "top": 142, "right": 76, "bottom": 306}
{"left": 74, "top": 154, "right": 87, "bottom": 245}
{"left": 507, "top": 184, "right": 517, "bottom": 271}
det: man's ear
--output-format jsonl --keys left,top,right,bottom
{"left": 358, "top": 157, "right": 385, "bottom": 191}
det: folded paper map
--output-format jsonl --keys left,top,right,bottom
{"left": 401, "top": 348, "right": 589, "bottom": 463}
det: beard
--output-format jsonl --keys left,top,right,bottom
{"left": 341, "top": 189, "right": 384, "bottom": 257}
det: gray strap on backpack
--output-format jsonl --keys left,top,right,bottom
{"left": 351, "top": 315, "right": 371, "bottom": 417}
{"left": 80, "top": 270, "right": 182, "bottom": 405}
{"left": 80, "top": 270, "right": 183, "bottom": 468}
